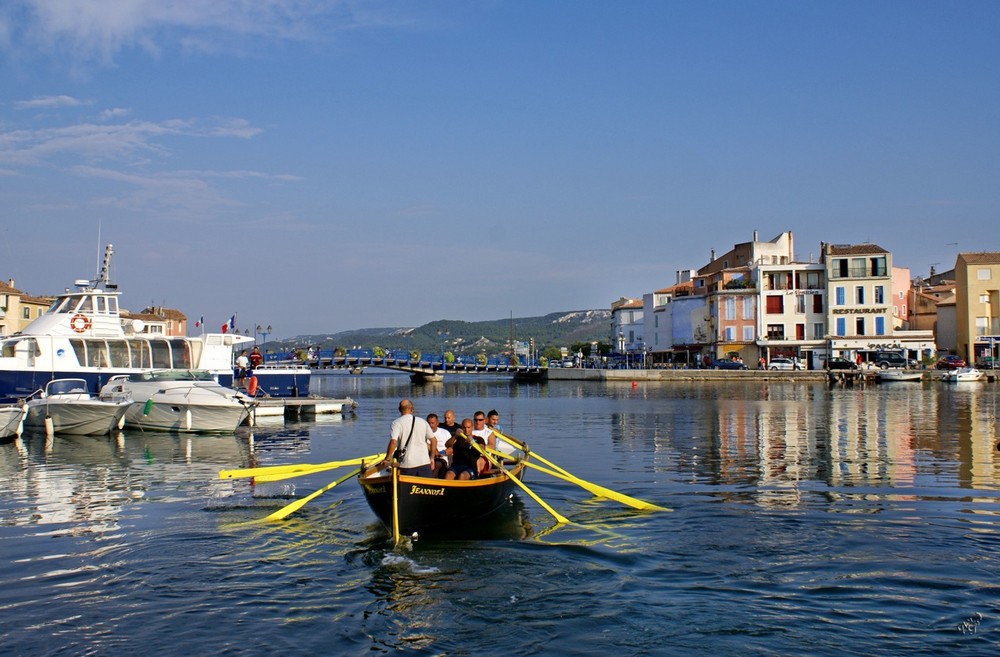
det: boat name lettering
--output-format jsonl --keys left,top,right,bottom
{"left": 410, "top": 486, "right": 445, "bottom": 496}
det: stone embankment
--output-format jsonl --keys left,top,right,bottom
{"left": 545, "top": 368, "right": 828, "bottom": 382}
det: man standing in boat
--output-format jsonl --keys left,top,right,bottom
{"left": 249, "top": 346, "right": 263, "bottom": 370}
{"left": 235, "top": 350, "right": 250, "bottom": 389}
{"left": 381, "top": 399, "right": 436, "bottom": 477}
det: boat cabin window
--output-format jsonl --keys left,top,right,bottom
{"left": 1, "top": 337, "right": 40, "bottom": 359}
{"left": 48, "top": 297, "right": 72, "bottom": 314}
{"left": 107, "top": 297, "right": 118, "bottom": 314}
{"left": 169, "top": 339, "right": 193, "bottom": 368}
{"left": 84, "top": 339, "right": 110, "bottom": 367}
{"left": 150, "top": 340, "right": 172, "bottom": 368}
{"left": 69, "top": 339, "right": 87, "bottom": 366}
{"left": 75, "top": 296, "right": 94, "bottom": 313}
{"left": 95, "top": 296, "right": 106, "bottom": 314}
{"left": 108, "top": 340, "right": 131, "bottom": 367}
{"left": 133, "top": 340, "right": 152, "bottom": 369}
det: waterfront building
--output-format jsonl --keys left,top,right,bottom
{"left": 822, "top": 243, "right": 934, "bottom": 364}
{"left": 754, "top": 257, "right": 828, "bottom": 369}
{"left": 642, "top": 272, "right": 694, "bottom": 366}
{"left": 610, "top": 297, "right": 644, "bottom": 362}
{"left": 954, "top": 252, "right": 1000, "bottom": 364}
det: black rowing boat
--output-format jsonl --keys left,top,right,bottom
{"left": 358, "top": 460, "right": 528, "bottom": 537}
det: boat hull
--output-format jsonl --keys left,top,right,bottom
{"left": 0, "top": 404, "right": 26, "bottom": 439}
{"left": 24, "top": 399, "right": 129, "bottom": 436}
{"left": 123, "top": 400, "right": 249, "bottom": 433}
{"left": 359, "top": 463, "right": 526, "bottom": 537}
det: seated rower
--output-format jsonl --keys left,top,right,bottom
{"left": 445, "top": 418, "right": 484, "bottom": 480}
{"left": 427, "top": 412, "right": 451, "bottom": 478}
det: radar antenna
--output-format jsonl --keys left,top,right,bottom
{"left": 97, "top": 243, "right": 114, "bottom": 287}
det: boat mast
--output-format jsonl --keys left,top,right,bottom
{"left": 97, "top": 244, "right": 114, "bottom": 288}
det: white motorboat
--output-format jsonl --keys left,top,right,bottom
{"left": 876, "top": 369, "right": 923, "bottom": 383}
{"left": 100, "top": 370, "right": 255, "bottom": 433}
{"left": 23, "top": 378, "right": 131, "bottom": 436}
{"left": 942, "top": 367, "right": 984, "bottom": 382}
{"left": 0, "top": 244, "right": 310, "bottom": 403}
{"left": 1, "top": 403, "right": 26, "bottom": 439}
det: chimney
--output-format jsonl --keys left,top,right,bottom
{"left": 753, "top": 230, "right": 758, "bottom": 242}
{"left": 710, "top": 248, "right": 715, "bottom": 261}
{"left": 7, "top": 279, "right": 12, "bottom": 288}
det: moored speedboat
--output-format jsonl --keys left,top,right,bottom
{"left": 876, "top": 369, "right": 923, "bottom": 383}
{"left": 0, "top": 244, "right": 310, "bottom": 403}
{"left": 0, "top": 403, "right": 27, "bottom": 439}
{"left": 942, "top": 367, "right": 984, "bottom": 382}
{"left": 100, "top": 370, "right": 255, "bottom": 433}
{"left": 23, "top": 378, "right": 130, "bottom": 436}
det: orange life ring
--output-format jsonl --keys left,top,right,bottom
{"left": 70, "top": 313, "right": 91, "bottom": 333}
{"left": 247, "top": 376, "right": 258, "bottom": 396}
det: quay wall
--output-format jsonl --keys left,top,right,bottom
{"left": 546, "top": 368, "right": 830, "bottom": 382}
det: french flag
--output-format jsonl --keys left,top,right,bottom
{"left": 222, "top": 314, "right": 236, "bottom": 333}
{"left": 195, "top": 316, "right": 203, "bottom": 328}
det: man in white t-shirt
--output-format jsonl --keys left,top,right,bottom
{"left": 381, "top": 399, "right": 436, "bottom": 477}
{"left": 427, "top": 413, "right": 452, "bottom": 477}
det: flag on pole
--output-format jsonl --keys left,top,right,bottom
{"left": 221, "top": 314, "right": 236, "bottom": 333}
{"left": 195, "top": 316, "right": 203, "bottom": 328}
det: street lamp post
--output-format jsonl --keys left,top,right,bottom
{"left": 259, "top": 324, "right": 272, "bottom": 362}
{"left": 437, "top": 329, "right": 450, "bottom": 369}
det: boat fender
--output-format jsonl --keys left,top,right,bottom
{"left": 247, "top": 376, "right": 258, "bottom": 397}
{"left": 185, "top": 409, "right": 193, "bottom": 432}
{"left": 44, "top": 416, "right": 54, "bottom": 436}
{"left": 143, "top": 398, "right": 154, "bottom": 416}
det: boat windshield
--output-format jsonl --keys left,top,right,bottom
{"left": 128, "top": 370, "right": 216, "bottom": 382}
{"left": 46, "top": 379, "right": 90, "bottom": 396}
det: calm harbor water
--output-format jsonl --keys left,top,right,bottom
{"left": 2, "top": 373, "right": 999, "bottom": 656}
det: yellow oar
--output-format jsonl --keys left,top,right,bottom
{"left": 264, "top": 468, "right": 360, "bottom": 521}
{"left": 513, "top": 457, "right": 669, "bottom": 512}
{"left": 391, "top": 465, "right": 402, "bottom": 546}
{"left": 219, "top": 453, "right": 383, "bottom": 481}
{"left": 490, "top": 430, "right": 667, "bottom": 512}
{"left": 461, "top": 433, "right": 569, "bottom": 525}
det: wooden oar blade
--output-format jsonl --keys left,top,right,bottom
{"left": 522, "top": 460, "right": 669, "bottom": 512}
{"left": 219, "top": 453, "right": 383, "bottom": 481}
{"left": 264, "top": 469, "right": 361, "bottom": 521}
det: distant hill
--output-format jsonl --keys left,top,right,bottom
{"left": 273, "top": 310, "right": 612, "bottom": 355}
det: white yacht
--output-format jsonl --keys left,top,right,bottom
{"left": 23, "top": 378, "right": 131, "bottom": 436}
{"left": 101, "top": 370, "right": 255, "bottom": 433}
{"left": 0, "top": 244, "right": 310, "bottom": 403}
{"left": 0, "top": 403, "right": 26, "bottom": 439}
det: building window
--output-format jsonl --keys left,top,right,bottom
{"left": 851, "top": 258, "right": 866, "bottom": 277}
{"left": 767, "top": 324, "right": 784, "bottom": 339}
{"left": 874, "top": 286, "right": 884, "bottom": 304}
{"left": 871, "top": 257, "right": 887, "bottom": 276}
{"left": 855, "top": 286, "right": 865, "bottom": 304}
{"left": 796, "top": 324, "right": 805, "bottom": 340}
{"left": 766, "top": 296, "right": 784, "bottom": 314}
{"left": 724, "top": 298, "right": 735, "bottom": 320}
{"left": 743, "top": 326, "right": 754, "bottom": 341}
{"left": 977, "top": 269, "right": 991, "bottom": 281}
{"left": 22, "top": 308, "right": 30, "bottom": 319}
{"left": 836, "top": 317, "right": 846, "bottom": 336}
{"left": 795, "top": 295, "right": 805, "bottom": 314}
{"left": 742, "top": 298, "right": 754, "bottom": 320}
{"left": 805, "top": 271, "right": 823, "bottom": 289}
{"left": 976, "top": 317, "right": 988, "bottom": 336}
{"left": 724, "top": 327, "right": 735, "bottom": 341}
{"left": 813, "top": 294, "right": 824, "bottom": 313}
{"left": 981, "top": 294, "right": 990, "bottom": 303}
{"left": 856, "top": 317, "right": 865, "bottom": 335}
{"left": 875, "top": 316, "right": 885, "bottom": 335}
{"left": 813, "top": 323, "right": 824, "bottom": 339}
{"left": 835, "top": 287, "right": 845, "bottom": 305}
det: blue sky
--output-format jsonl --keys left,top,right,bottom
{"left": 2, "top": 1, "right": 998, "bottom": 338}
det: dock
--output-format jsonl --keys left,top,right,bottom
{"left": 247, "top": 396, "right": 358, "bottom": 425}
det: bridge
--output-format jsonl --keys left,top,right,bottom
{"left": 305, "top": 349, "right": 545, "bottom": 382}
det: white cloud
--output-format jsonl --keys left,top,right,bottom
{"left": 100, "top": 107, "right": 131, "bottom": 120}
{"left": 14, "top": 95, "right": 87, "bottom": 109}
{"left": 3, "top": 0, "right": 410, "bottom": 64}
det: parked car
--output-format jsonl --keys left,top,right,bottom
{"left": 825, "top": 357, "right": 859, "bottom": 371}
{"left": 936, "top": 355, "right": 967, "bottom": 370}
{"left": 975, "top": 356, "right": 998, "bottom": 370}
{"left": 768, "top": 357, "right": 802, "bottom": 371}
{"left": 874, "top": 352, "right": 908, "bottom": 369}
{"left": 711, "top": 358, "right": 748, "bottom": 370}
